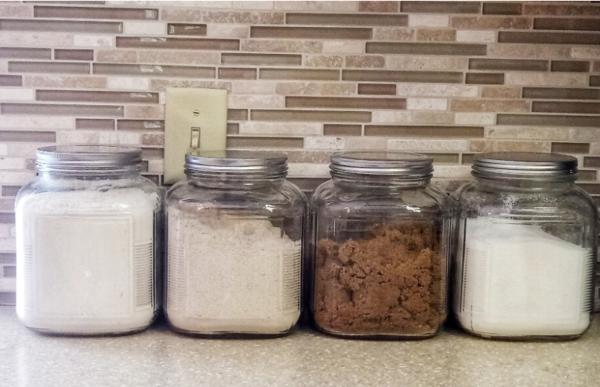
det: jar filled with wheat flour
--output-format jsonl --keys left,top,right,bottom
{"left": 165, "top": 151, "right": 305, "bottom": 337}
{"left": 15, "top": 145, "right": 160, "bottom": 335}
{"left": 311, "top": 152, "right": 451, "bottom": 339}
{"left": 453, "top": 152, "right": 597, "bottom": 340}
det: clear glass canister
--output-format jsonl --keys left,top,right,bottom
{"left": 310, "top": 152, "right": 451, "bottom": 339}
{"left": 15, "top": 145, "right": 161, "bottom": 335}
{"left": 453, "top": 152, "right": 598, "bottom": 340}
{"left": 165, "top": 151, "right": 305, "bottom": 337}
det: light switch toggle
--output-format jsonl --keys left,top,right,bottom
{"left": 190, "top": 127, "right": 201, "bottom": 149}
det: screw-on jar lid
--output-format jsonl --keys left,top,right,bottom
{"left": 36, "top": 145, "right": 143, "bottom": 175}
{"left": 472, "top": 152, "right": 578, "bottom": 181}
{"left": 330, "top": 151, "right": 433, "bottom": 179}
{"left": 185, "top": 150, "right": 288, "bottom": 179}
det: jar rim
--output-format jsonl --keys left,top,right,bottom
{"left": 330, "top": 151, "right": 433, "bottom": 179}
{"left": 36, "top": 145, "right": 143, "bottom": 175}
{"left": 472, "top": 152, "right": 578, "bottom": 181}
{"left": 185, "top": 150, "right": 288, "bottom": 179}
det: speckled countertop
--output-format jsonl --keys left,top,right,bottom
{"left": 0, "top": 306, "right": 598, "bottom": 387}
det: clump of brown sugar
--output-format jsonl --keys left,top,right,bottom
{"left": 313, "top": 222, "right": 444, "bottom": 336}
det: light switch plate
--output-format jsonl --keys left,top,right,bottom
{"left": 164, "top": 88, "right": 228, "bottom": 184}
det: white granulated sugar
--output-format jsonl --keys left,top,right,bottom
{"left": 16, "top": 187, "right": 158, "bottom": 334}
{"left": 167, "top": 206, "right": 301, "bottom": 334}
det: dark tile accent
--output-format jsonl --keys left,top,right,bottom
{"left": 469, "top": 58, "right": 548, "bottom": 72}
{"left": 323, "top": 124, "right": 362, "bottom": 136}
{"left": 76, "top": 119, "right": 114, "bottom": 130}
{"left": 0, "top": 47, "right": 51, "bottom": 59}
{"left": 251, "top": 109, "right": 371, "bottom": 122}
{"left": 287, "top": 177, "right": 329, "bottom": 191}
{"left": 401, "top": 1, "right": 481, "bottom": 13}
{"left": 54, "top": 49, "right": 94, "bottom": 61}
{"left": 0, "top": 213, "right": 15, "bottom": 224}
{"left": 117, "top": 37, "right": 239, "bottom": 51}
{"left": 227, "top": 123, "right": 239, "bottom": 135}
{"left": 0, "top": 19, "right": 122, "bottom": 33}
{"left": 34, "top": 6, "right": 158, "bottom": 20}
{"left": 358, "top": 83, "right": 396, "bottom": 95}
{"left": 358, "top": 2, "right": 399, "bottom": 13}
{"left": 343, "top": 70, "right": 463, "bottom": 83}
{"left": 1, "top": 103, "right": 123, "bottom": 117}
{"left": 222, "top": 53, "right": 302, "bottom": 66}
{"left": 0, "top": 292, "right": 16, "bottom": 306}
{"left": 0, "top": 130, "right": 56, "bottom": 142}
{"left": 551, "top": 61, "right": 590, "bottom": 73}
{"left": 93, "top": 64, "right": 215, "bottom": 78}
{"left": 0, "top": 253, "right": 16, "bottom": 265}
{"left": 533, "top": 101, "right": 600, "bottom": 114}
{"left": 251, "top": 26, "right": 372, "bottom": 40}
{"left": 483, "top": 2, "right": 522, "bottom": 15}
{"left": 8, "top": 61, "right": 89, "bottom": 74}
{"left": 523, "top": 87, "right": 600, "bottom": 100}
{"left": 466, "top": 73, "right": 504, "bottom": 85}
{"left": 286, "top": 96, "right": 406, "bottom": 110}
{"left": 577, "top": 183, "right": 600, "bottom": 195}
{"left": 364, "top": 125, "right": 484, "bottom": 138}
{"left": 577, "top": 169, "right": 597, "bottom": 182}
{"left": 497, "top": 114, "right": 600, "bottom": 127}
{"left": 551, "top": 142, "right": 590, "bottom": 154}
{"left": 367, "top": 42, "right": 486, "bottom": 56}
{"left": 534, "top": 18, "right": 600, "bottom": 31}
{"left": 499, "top": 31, "right": 600, "bottom": 45}
{"left": 524, "top": 4, "right": 600, "bottom": 16}
{"left": 228, "top": 109, "right": 248, "bottom": 121}
{"left": 584, "top": 157, "right": 600, "bottom": 168}
{"left": 1, "top": 186, "right": 21, "bottom": 197}
{"left": 592, "top": 76, "right": 600, "bottom": 87}
{"left": 3, "top": 266, "right": 15, "bottom": 278}
{"left": 117, "top": 120, "right": 164, "bottom": 130}
{"left": 167, "top": 23, "right": 207, "bottom": 36}
{"left": 286, "top": 13, "right": 407, "bottom": 26}
{"left": 227, "top": 136, "right": 304, "bottom": 148}
{"left": 0, "top": 75, "right": 22, "bottom": 87}
{"left": 260, "top": 68, "right": 339, "bottom": 81}
{"left": 37, "top": 90, "right": 159, "bottom": 104}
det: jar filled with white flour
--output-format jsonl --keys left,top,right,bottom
{"left": 453, "top": 152, "right": 598, "bottom": 340}
{"left": 165, "top": 151, "right": 305, "bottom": 337}
{"left": 15, "top": 145, "right": 160, "bottom": 335}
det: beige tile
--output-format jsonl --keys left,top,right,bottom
{"left": 232, "top": 81, "right": 276, "bottom": 95}
{"left": 416, "top": 29, "right": 456, "bottom": 42}
{"left": 74, "top": 35, "right": 114, "bottom": 47}
{"left": 138, "top": 50, "right": 220, "bottom": 65}
{"left": 2, "top": 103, "right": 122, "bottom": 117}
{"left": 125, "top": 105, "right": 165, "bottom": 119}
{"left": 275, "top": 82, "right": 355, "bottom": 96}
{"left": 345, "top": 137, "right": 387, "bottom": 150}
{"left": 146, "top": 159, "right": 164, "bottom": 174}
{"left": 239, "top": 122, "right": 321, "bottom": 135}
{"left": 432, "top": 165, "right": 472, "bottom": 179}
{"left": 23, "top": 75, "right": 106, "bottom": 89}
{"left": 206, "top": 24, "right": 249, "bottom": 38}
{"left": 168, "top": 23, "right": 207, "bottom": 36}
{"left": 232, "top": 2, "right": 274, "bottom": 10}
{"left": 9, "top": 62, "right": 89, "bottom": 75}
{"left": 56, "top": 130, "right": 100, "bottom": 144}
{"left": 505, "top": 72, "right": 587, "bottom": 87}
{"left": 322, "top": 41, "right": 364, "bottom": 55}
{"left": 0, "top": 116, "right": 73, "bottom": 129}
{"left": 408, "top": 15, "right": 449, "bottom": 28}
{"left": 372, "top": 27, "right": 416, "bottom": 41}
{"left": 0, "top": 89, "right": 34, "bottom": 101}
{"left": 117, "top": 37, "right": 238, "bottom": 51}
{"left": 0, "top": 32, "right": 73, "bottom": 47}
{"left": 0, "top": 4, "right": 31, "bottom": 17}
{"left": 451, "top": 16, "right": 532, "bottom": 30}
{"left": 98, "top": 132, "right": 141, "bottom": 146}
{"left": 569, "top": 128, "right": 600, "bottom": 142}
{"left": 470, "top": 140, "right": 550, "bottom": 153}
{"left": 413, "top": 112, "right": 454, "bottom": 124}
{"left": 571, "top": 47, "right": 600, "bottom": 60}
{"left": 388, "top": 139, "right": 469, "bottom": 151}
{"left": 242, "top": 39, "right": 322, "bottom": 53}
{"left": 305, "top": 136, "right": 345, "bottom": 150}
{"left": 387, "top": 56, "right": 467, "bottom": 71}
{"left": 228, "top": 95, "right": 285, "bottom": 109}
{"left": 456, "top": 31, "right": 496, "bottom": 43}
{"left": 96, "top": 50, "right": 137, "bottom": 63}
{"left": 451, "top": 99, "right": 528, "bottom": 112}
{"left": 481, "top": 86, "right": 521, "bottom": 99}
{"left": 274, "top": 2, "right": 358, "bottom": 11}
{"left": 396, "top": 84, "right": 478, "bottom": 97}
{"left": 486, "top": 126, "right": 569, "bottom": 140}
{"left": 345, "top": 55, "right": 385, "bottom": 68}
{"left": 123, "top": 21, "right": 167, "bottom": 35}
{"left": 488, "top": 43, "right": 571, "bottom": 59}
{"left": 77, "top": 119, "right": 115, "bottom": 131}
{"left": 455, "top": 113, "right": 496, "bottom": 125}
{"left": 107, "top": 77, "right": 150, "bottom": 90}
{"left": 406, "top": 98, "right": 448, "bottom": 111}
{"left": 151, "top": 2, "right": 232, "bottom": 9}
{"left": 224, "top": 53, "right": 301, "bottom": 66}
{"left": 203, "top": 11, "right": 284, "bottom": 24}
{"left": 160, "top": 9, "right": 203, "bottom": 22}
{"left": 304, "top": 55, "right": 344, "bottom": 68}
{"left": 150, "top": 79, "right": 232, "bottom": 92}
{"left": 141, "top": 133, "right": 165, "bottom": 146}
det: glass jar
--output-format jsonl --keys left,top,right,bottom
{"left": 453, "top": 152, "right": 598, "bottom": 340}
{"left": 15, "top": 145, "right": 160, "bottom": 335}
{"left": 165, "top": 151, "right": 305, "bottom": 337}
{"left": 310, "top": 152, "right": 450, "bottom": 339}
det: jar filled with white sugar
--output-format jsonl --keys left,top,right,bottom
{"left": 165, "top": 151, "right": 305, "bottom": 337}
{"left": 15, "top": 145, "right": 160, "bottom": 335}
{"left": 453, "top": 152, "right": 598, "bottom": 340}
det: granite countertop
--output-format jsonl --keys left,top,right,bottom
{"left": 0, "top": 306, "right": 598, "bottom": 387}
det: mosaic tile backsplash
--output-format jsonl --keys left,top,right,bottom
{"left": 1, "top": 1, "right": 600, "bottom": 305}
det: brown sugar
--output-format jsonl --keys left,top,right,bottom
{"left": 313, "top": 222, "right": 444, "bottom": 336}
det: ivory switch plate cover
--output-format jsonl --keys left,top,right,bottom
{"left": 164, "top": 88, "right": 228, "bottom": 184}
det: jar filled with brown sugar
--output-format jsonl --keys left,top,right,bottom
{"left": 310, "top": 152, "right": 450, "bottom": 339}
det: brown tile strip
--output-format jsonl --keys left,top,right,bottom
{"left": 523, "top": 4, "right": 600, "bottom": 16}
{"left": 426, "top": 153, "right": 460, "bottom": 164}
{"left": 54, "top": 49, "right": 94, "bottom": 61}
{"left": 227, "top": 136, "right": 304, "bottom": 148}
{"left": 34, "top": 6, "right": 158, "bottom": 20}
{"left": 532, "top": 101, "right": 600, "bottom": 114}
{"left": 227, "top": 123, "right": 239, "bottom": 135}
{"left": 93, "top": 64, "right": 215, "bottom": 78}
{"left": 260, "top": 68, "right": 339, "bottom": 81}
{"left": 0, "top": 292, "right": 16, "bottom": 305}
{"left": 592, "top": 76, "right": 600, "bottom": 87}
{"left": 534, "top": 18, "right": 600, "bottom": 32}
{"left": 286, "top": 13, "right": 407, "bottom": 26}
{"left": 550, "top": 61, "right": 590, "bottom": 73}
{"left": 577, "top": 170, "right": 597, "bottom": 182}
{"left": 0, "top": 130, "right": 56, "bottom": 142}
{"left": 417, "top": 29, "right": 456, "bottom": 42}
{"left": 9, "top": 61, "right": 89, "bottom": 74}
{"left": 0, "top": 213, "right": 15, "bottom": 224}
{"left": 451, "top": 16, "right": 532, "bottom": 30}
{"left": 358, "top": 83, "right": 396, "bottom": 95}
{"left": 167, "top": 23, "right": 207, "bottom": 36}
{"left": 218, "top": 68, "right": 257, "bottom": 80}
{"left": 251, "top": 109, "right": 371, "bottom": 122}
{"left": 3, "top": 266, "right": 16, "bottom": 278}
{"left": 0, "top": 19, "right": 122, "bottom": 33}
{"left": 203, "top": 11, "right": 284, "bottom": 24}
{"left": 481, "top": 86, "right": 520, "bottom": 99}
{"left": 222, "top": 53, "right": 302, "bottom": 66}
{"left": 584, "top": 157, "right": 600, "bottom": 168}
{"left": 551, "top": 142, "right": 590, "bottom": 154}
{"left": 0, "top": 75, "right": 22, "bottom": 87}
{"left": 287, "top": 177, "right": 329, "bottom": 191}
{"left": 358, "top": 2, "right": 399, "bottom": 13}
{"left": 466, "top": 73, "right": 504, "bottom": 85}
{"left": 451, "top": 99, "right": 528, "bottom": 112}
{"left": 401, "top": 1, "right": 480, "bottom": 13}
{"left": 366, "top": 42, "right": 486, "bottom": 56}
{"left": 499, "top": 31, "right": 600, "bottom": 45}
{"left": 1, "top": 103, "right": 123, "bottom": 117}
{"left": 117, "top": 120, "right": 164, "bottom": 130}
{"left": 365, "top": 125, "right": 484, "bottom": 138}
{"left": 323, "top": 124, "right": 362, "bottom": 136}
{"left": 523, "top": 87, "right": 600, "bottom": 100}
{"left": 483, "top": 2, "right": 522, "bottom": 15}
{"left": 117, "top": 37, "right": 239, "bottom": 51}
{"left": 76, "top": 118, "right": 114, "bottom": 130}
{"left": 0, "top": 252, "right": 16, "bottom": 264}
{"left": 576, "top": 183, "right": 600, "bottom": 195}
{"left": 469, "top": 58, "right": 548, "bottom": 72}
{"left": 251, "top": 26, "right": 372, "bottom": 40}
{"left": 286, "top": 96, "right": 406, "bottom": 110}
{"left": 0, "top": 47, "right": 51, "bottom": 60}
{"left": 497, "top": 114, "right": 600, "bottom": 127}
{"left": 343, "top": 70, "right": 463, "bottom": 83}
{"left": 37, "top": 90, "right": 159, "bottom": 104}
{"left": 141, "top": 148, "right": 164, "bottom": 159}
{"left": 228, "top": 109, "right": 248, "bottom": 121}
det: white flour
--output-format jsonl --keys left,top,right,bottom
{"left": 16, "top": 186, "right": 158, "bottom": 334}
{"left": 457, "top": 217, "right": 592, "bottom": 337}
{"left": 167, "top": 206, "right": 301, "bottom": 334}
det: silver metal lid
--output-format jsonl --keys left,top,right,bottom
{"left": 185, "top": 150, "right": 288, "bottom": 179}
{"left": 36, "top": 145, "right": 143, "bottom": 175}
{"left": 472, "top": 152, "right": 578, "bottom": 181}
{"left": 330, "top": 151, "right": 433, "bottom": 179}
